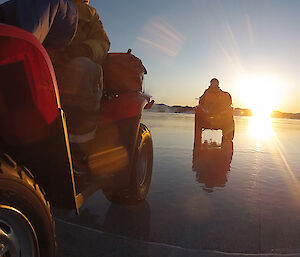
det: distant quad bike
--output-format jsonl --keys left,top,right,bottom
{"left": 0, "top": 24, "right": 154, "bottom": 256}
{"left": 194, "top": 93, "right": 235, "bottom": 143}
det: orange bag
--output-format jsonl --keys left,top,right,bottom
{"left": 102, "top": 49, "right": 147, "bottom": 93}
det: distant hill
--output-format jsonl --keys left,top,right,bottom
{"left": 149, "top": 103, "right": 194, "bottom": 114}
{"left": 234, "top": 108, "right": 253, "bottom": 116}
{"left": 147, "top": 104, "right": 300, "bottom": 119}
{"left": 271, "top": 111, "right": 300, "bottom": 119}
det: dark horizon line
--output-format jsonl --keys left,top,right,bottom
{"left": 154, "top": 103, "right": 300, "bottom": 115}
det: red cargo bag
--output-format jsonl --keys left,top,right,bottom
{"left": 103, "top": 49, "right": 147, "bottom": 93}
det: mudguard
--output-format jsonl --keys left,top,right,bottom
{"left": 99, "top": 92, "right": 153, "bottom": 126}
{"left": 0, "top": 24, "right": 78, "bottom": 211}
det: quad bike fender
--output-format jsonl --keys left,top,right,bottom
{"left": 0, "top": 24, "right": 79, "bottom": 212}
{"left": 101, "top": 92, "right": 153, "bottom": 178}
{"left": 94, "top": 93, "right": 153, "bottom": 193}
{"left": 98, "top": 92, "right": 153, "bottom": 126}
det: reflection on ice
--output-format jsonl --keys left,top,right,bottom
{"left": 248, "top": 115, "right": 274, "bottom": 141}
{"left": 193, "top": 140, "right": 233, "bottom": 192}
{"left": 55, "top": 199, "right": 151, "bottom": 257}
{"left": 55, "top": 113, "right": 300, "bottom": 255}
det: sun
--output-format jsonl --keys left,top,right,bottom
{"left": 234, "top": 74, "right": 285, "bottom": 140}
{"left": 234, "top": 74, "right": 284, "bottom": 118}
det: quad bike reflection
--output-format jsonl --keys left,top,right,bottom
{"left": 57, "top": 201, "right": 150, "bottom": 257}
{"left": 102, "top": 201, "right": 150, "bottom": 257}
{"left": 193, "top": 140, "right": 233, "bottom": 192}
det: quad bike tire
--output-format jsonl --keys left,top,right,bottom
{"left": 0, "top": 153, "right": 56, "bottom": 257}
{"left": 222, "top": 120, "right": 235, "bottom": 141}
{"left": 103, "top": 123, "right": 153, "bottom": 205}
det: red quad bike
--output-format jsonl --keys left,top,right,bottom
{"left": 194, "top": 96, "right": 235, "bottom": 144}
{"left": 0, "top": 24, "right": 154, "bottom": 257}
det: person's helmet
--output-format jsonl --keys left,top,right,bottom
{"left": 210, "top": 78, "right": 219, "bottom": 87}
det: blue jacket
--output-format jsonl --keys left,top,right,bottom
{"left": 0, "top": 0, "right": 78, "bottom": 48}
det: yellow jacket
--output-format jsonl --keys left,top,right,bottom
{"left": 69, "top": 0, "right": 110, "bottom": 63}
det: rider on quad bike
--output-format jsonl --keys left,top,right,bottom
{"left": 48, "top": 0, "right": 111, "bottom": 174}
{"left": 195, "top": 78, "right": 234, "bottom": 143}
{"left": 0, "top": 1, "right": 154, "bottom": 256}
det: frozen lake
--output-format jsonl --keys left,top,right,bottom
{"left": 56, "top": 112, "right": 300, "bottom": 257}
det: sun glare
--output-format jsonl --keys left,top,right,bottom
{"left": 248, "top": 115, "right": 274, "bottom": 140}
{"left": 235, "top": 74, "right": 284, "bottom": 118}
{"left": 234, "top": 74, "right": 284, "bottom": 140}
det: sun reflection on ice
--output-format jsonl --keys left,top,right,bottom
{"left": 248, "top": 114, "right": 274, "bottom": 141}
{"left": 249, "top": 113, "right": 300, "bottom": 209}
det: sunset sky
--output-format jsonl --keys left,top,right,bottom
{"left": 96, "top": 0, "right": 300, "bottom": 113}
{"left": 2, "top": 0, "right": 299, "bottom": 113}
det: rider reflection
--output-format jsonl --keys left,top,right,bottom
{"left": 193, "top": 140, "right": 233, "bottom": 192}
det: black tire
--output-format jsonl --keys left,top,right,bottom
{"left": 104, "top": 123, "right": 153, "bottom": 205}
{"left": 222, "top": 119, "right": 235, "bottom": 141}
{"left": 0, "top": 153, "right": 56, "bottom": 257}
{"left": 194, "top": 113, "right": 203, "bottom": 146}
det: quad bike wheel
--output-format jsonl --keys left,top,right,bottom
{"left": 222, "top": 119, "right": 235, "bottom": 141}
{"left": 104, "top": 123, "right": 153, "bottom": 205}
{"left": 0, "top": 153, "right": 56, "bottom": 257}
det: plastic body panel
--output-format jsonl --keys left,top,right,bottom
{"left": 0, "top": 24, "right": 153, "bottom": 211}
{"left": 0, "top": 24, "right": 78, "bottom": 211}
{"left": 99, "top": 92, "right": 151, "bottom": 126}
{"left": 195, "top": 105, "right": 234, "bottom": 130}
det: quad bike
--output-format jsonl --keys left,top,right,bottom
{"left": 194, "top": 101, "right": 235, "bottom": 144}
{"left": 0, "top": 24, "right": 154, "bottom": 256}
